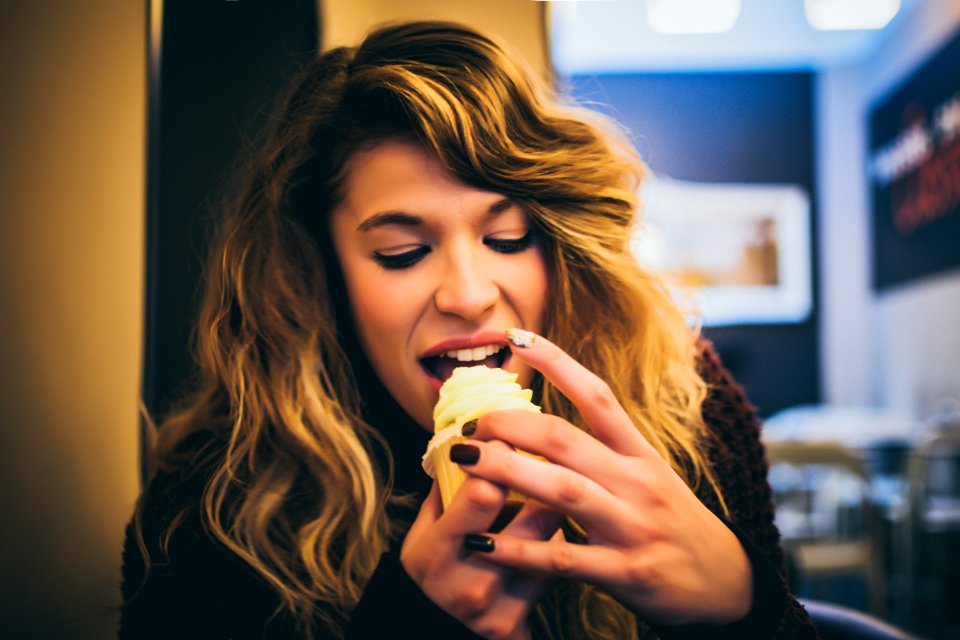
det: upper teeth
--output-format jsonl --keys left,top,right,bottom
{"left": 444, "top": 344, "right": 502, "bottom": 362}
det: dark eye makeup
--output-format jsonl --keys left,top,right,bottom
{"left": 483, "top": 231, "right": 534, "bottom": 254}
{"left": 373, "top": 246, "right": 431, "bottom": 270}
{"left": 372, "top": 230, "right": 534, "bottom": 270}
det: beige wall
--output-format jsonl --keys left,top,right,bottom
{"left": 0, "top": 1, "right": 144, "bottom": 638}
{"left": 321, "top": 0, "right": 551, "bottom": 81}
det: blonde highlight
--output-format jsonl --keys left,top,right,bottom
{"left": 135, "top": 21, "right": 726, "bottom": 639}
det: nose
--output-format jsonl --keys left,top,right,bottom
{"left": 433, "top": 246, "right": 499, "bottom": 321}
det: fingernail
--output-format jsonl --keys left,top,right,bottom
{"left": 461, "top": 420, "right": 478, "bottom": 437}
{"left": 464, "top": 533, "right": 495, "bottom": 553}
{"left": 450, "top": 443, "right": 480, "bottom": 465}
{"left": 505, "top": 328, "right": 537, "bottom": 348}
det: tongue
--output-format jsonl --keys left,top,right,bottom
{"left": 435, "top": 355, "right": 501, "bottom": 382}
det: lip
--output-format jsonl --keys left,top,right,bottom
{"left": 420, "top": 331, "right": 510, "bottom": 358}
{"left": 419, "top": 331, "right": 513, "bottom": 393}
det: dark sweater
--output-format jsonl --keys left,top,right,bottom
{"left": 119, "top": 343, "right": 819, "bottom": 639}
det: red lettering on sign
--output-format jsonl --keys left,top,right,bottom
{"left": 892, "top": 139, "right": 960, "bottom": 236}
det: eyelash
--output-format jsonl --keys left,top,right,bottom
{"left": 373, "top": 231, "right": 534, "bottom": 270}
{"left": 373, "top": 246, "right": 430, "bottom": 270}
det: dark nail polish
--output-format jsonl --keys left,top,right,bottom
{"left": 461, "top": 420, "right": 478, "bottom": 437}
{"left": 450, "top": 443, "right": 480, "bottom": 465}
{"left": 464, "top": 534, "right": 495, "bottom": 553}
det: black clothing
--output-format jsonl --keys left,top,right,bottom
{"left": 119, "top": 344, "right": 819, "bottom": 638}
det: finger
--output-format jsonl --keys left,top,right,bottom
{"left": 473, "top": 410, "right": 637, "bottom": 494}
{"left": 474, "top": 535, "right": 633, "bottom": 588}
{"left": 462, "top": 568, "right": 550, "bottom": 640}
{"left": 505, "top": 328, "right": 650, "bottom": 456}
{"left": 478, "top": 573, "right": 551, "bottom": 640}
{"left": 407, "top": 481, "right": 442, "bottom": 543}
{"left": 437, "top": 474, "right": 509, "bottom": 540}
{"left": 498, "top": 498, "right": 564, "bottom": 542}
{"left": 457, "top": 442, "right": 634, "bottom": 539}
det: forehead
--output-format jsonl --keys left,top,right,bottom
{"left": 334, "top": 139, "right": 507, "bottom": 221}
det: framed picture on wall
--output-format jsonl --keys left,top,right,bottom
{"left": 633, "top": 178, "right": 812, "bottom": 326}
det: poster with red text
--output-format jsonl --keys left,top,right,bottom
{"left": 869, "top": 28, "right": 960, "bottom": 291}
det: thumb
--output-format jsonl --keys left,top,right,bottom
{"left": 405, "top": 480, "right": 442, "bottom": 545}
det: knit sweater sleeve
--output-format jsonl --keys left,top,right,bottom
{"left": 687, "top": 341, "right": 820, "bottom": 639}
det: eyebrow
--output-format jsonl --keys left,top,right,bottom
{"left": 356, "top": 198, "right": 519, "bottom": 232}
{"left": 356, "top": 211, "right": 422, "bottom": 232}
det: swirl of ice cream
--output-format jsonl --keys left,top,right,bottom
{"left": 434, "top": 366, "right": 539, "bottom": 432}
{"left": 421, "top": 366, "right": 541, "bottom": 506}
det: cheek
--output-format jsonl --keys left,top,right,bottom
{"left": 345, "top": 268, "right": 403, "bottom": 342}
{"left": 520, "top": 253, "right": 550, "bottom": 330}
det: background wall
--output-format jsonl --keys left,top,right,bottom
{"left": 322, "top": 0, "right": 549, "bottom": 80}
{"left": 567, "top": 71, "right": 820, "bottom": 417}
{"left": 817, "top": 0, "right": 960, "bottom": 420}
{"left": 0, "top": 1, "right": 144, "bottom": 638}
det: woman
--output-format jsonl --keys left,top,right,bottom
{"left": 120, "top": 21, "right": 819, "bottom": 640}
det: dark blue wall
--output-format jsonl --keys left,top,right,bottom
{"left": 566, "top": 72, "right": 820, "bottom": 417}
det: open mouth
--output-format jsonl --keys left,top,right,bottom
{"left": 420, "top": 344, "right": 508, "bottom": 383}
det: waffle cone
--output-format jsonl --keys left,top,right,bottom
{"left": 432, "top": 435, "right": 530, "bottom": 511}
{"left": 433, "top": 435, "right": 468, "bottom": 509}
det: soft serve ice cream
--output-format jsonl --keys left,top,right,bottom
{"left": 422, "top": 365, "right": 541, "bottom": 509}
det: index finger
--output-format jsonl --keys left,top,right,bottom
{"left": 505, "top": 328, "right": 651, "bottom": 456}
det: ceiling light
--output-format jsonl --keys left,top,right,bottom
{"left": 646, "top": 0, "right": 741, "bottom": 35}
{"left": 805, "top": 0, "right": 901, "bottom": 31}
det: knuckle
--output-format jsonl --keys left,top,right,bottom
{"left": 463, "top": 480, "right": 505, "bottom": 512}
{"left": 625, "top": 554, "right": 658, "bottom": 584}
{"left": 551, "top": 544, "right": 577, "bottom": 574}
{"left": 542, "top": 417, "right": 573, "bottom": 455}
{"left": 450, "top": 585, "right": 491, "bottom": 619}
{"left": 481, "top": 619, "right": 519, "bottom": 640}
{"left": 622, "top": 460, "right": 658, "bottom": 498}
{"left": 557, "top": 474, "right": 588, "bottom": 507}
{"left": 483, "top": 410, "right": 510, "bottom": 437}
{"left": 588, "top": 379, "right": 619, "bottom": 411}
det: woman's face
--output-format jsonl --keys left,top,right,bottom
{"left": 330, "top": 139, "right": 549, "bottom": 431}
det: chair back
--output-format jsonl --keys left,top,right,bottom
{"left": 766, "top": 440, "right": 885, "bottom": 615}
{"left": 904, "top": 427, "right": 960, "bottom": 635}
{"left": 802, "top": 599, "right": 919, "bottom": 640}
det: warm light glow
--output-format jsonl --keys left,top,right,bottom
{"left": 805, "top": 0, "right": 901, "bottom": 31}
{"left": 646, "top": 0, "right": 741, "bottom": 35}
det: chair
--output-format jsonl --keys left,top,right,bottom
{"left": 802, "top": 599, "right": 919, "bottom": 640}
{"left": 765, "top": 440, "right": 886, "bottom": 616}
{"left": 904, "top": 427, "right": 960, "bottom": 636}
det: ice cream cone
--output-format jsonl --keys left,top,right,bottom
{"left": 422, "top": 365, "right": 541, "bottom": 511}
{"left": 432, "top": 434, "right": 468, "bottom": 509}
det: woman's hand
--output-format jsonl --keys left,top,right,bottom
{"left": 450, "top": 329, "right": 753, "bottom": 627}
{"left": 400, "top": 444, "right": 564, "bottom": 640}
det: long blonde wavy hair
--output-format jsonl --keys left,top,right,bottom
{"left": 138, "top": 21, "right": 724, "bottom": 640}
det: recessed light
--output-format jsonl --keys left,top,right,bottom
{"left": 646, "top": 0, "right": 741, "bottom": 35}
{"left": 805, "top": 0, "right": 901, "bottom": 31}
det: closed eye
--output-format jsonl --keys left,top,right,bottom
{"left": 372, "top": 245, "right": 430, "bottom": 270}
{"left": 484, "top": 230, "right": 534, "bottom": 254}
